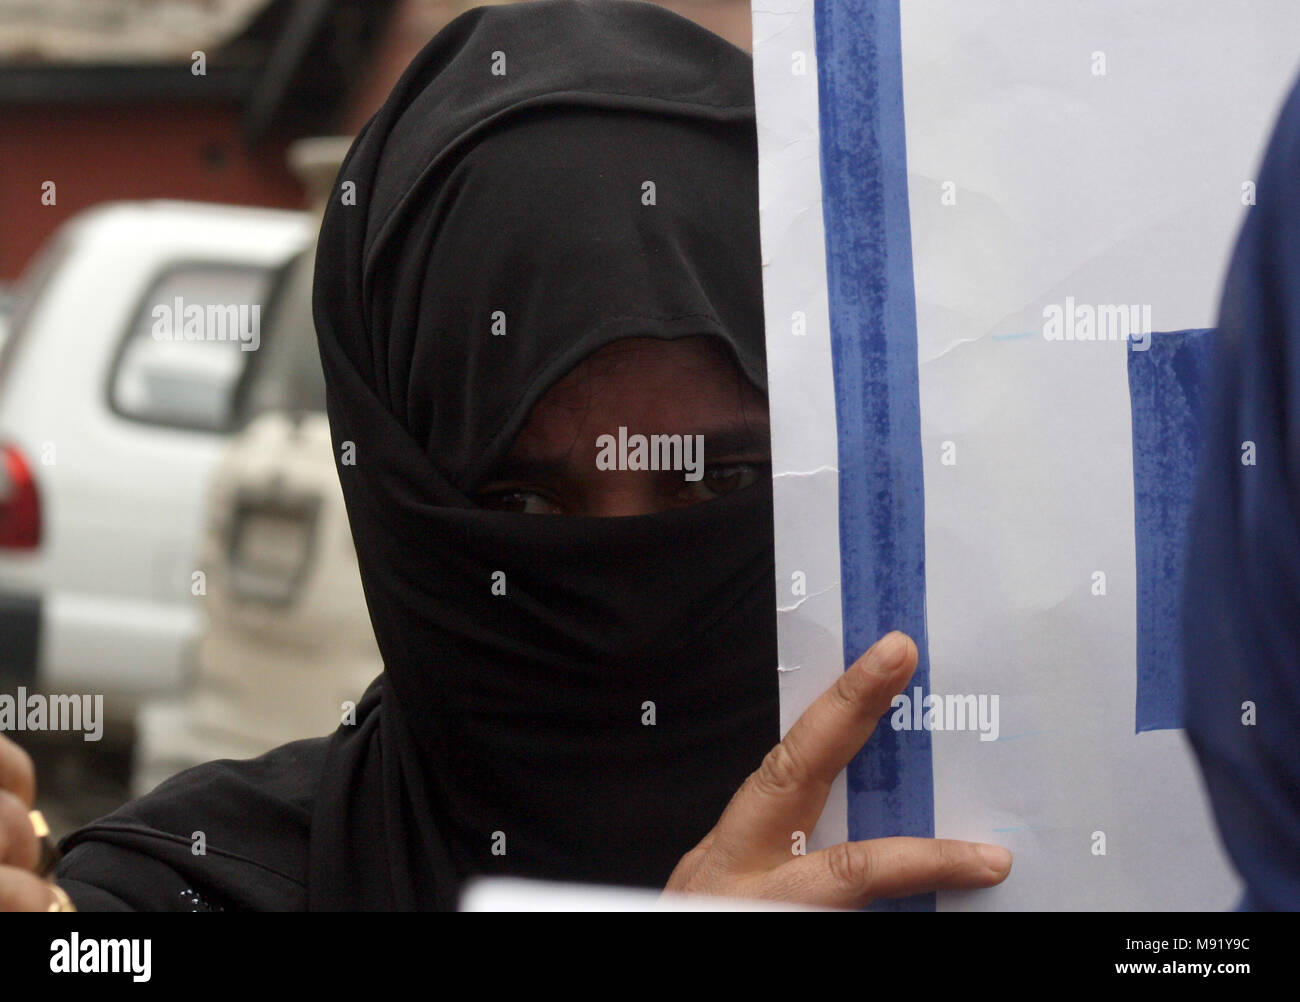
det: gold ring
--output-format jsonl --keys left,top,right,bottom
{"left": 28, "top": 810, "right": 62, "bottom": 878}
{"left": 45, "top": 882, "right": 77, "bottom": 913}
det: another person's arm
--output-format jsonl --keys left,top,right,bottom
{"left": 1182, "top": 72, "right": 1300, "bottom": 911}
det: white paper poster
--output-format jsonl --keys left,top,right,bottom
{"left": 754, "top": 0, "right": 1300, "bottom": 909}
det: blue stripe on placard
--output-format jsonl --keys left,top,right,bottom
{"left": 1128, "top": 328, "right": 1215, "bottom": 732}
{"left": 813, "top": 0, "right": 934, "bottom": 910}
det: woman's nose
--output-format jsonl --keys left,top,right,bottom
{"left": 582, "top": 473, "right": 663, "bottom": 517}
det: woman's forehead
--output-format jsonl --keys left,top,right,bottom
{"left": 537, "top": 336, "right": 762, "bottom": 410}
{"left": 506, "top": 336, "right": 768, "bottom": 456}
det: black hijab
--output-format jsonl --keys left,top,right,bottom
{"left": 306, "top": 0, "right": 778, "bottom": 909}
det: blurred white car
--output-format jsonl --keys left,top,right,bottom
{"left": 132, "top": 237, "right": 383, "bottom": 794}
{"left": 132, "top": 408, "right": 383, "bottom": 792}
{"left": 0, "top": 201, "right": 311, "bottom": 729}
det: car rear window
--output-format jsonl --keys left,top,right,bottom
{"left": 230, "top": 244, "right": 328, "bottom": 427}
{"left": 109, "top": 263, "right": 274, "bottom": 432}
{"left": 0, "top": 228, "right": 72, "bottom": 396}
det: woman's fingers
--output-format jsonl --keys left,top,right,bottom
{"left": 756, "top": 836, "right": 1013, "bottom": 910}
{"left": 666, "top": 631, "right": 1013, "bottom": 909}
{"left": 710, "top": 631, "right": 918, "bottom": 865}
{"left": 0, "top": 735, "right": 35, "bottom": 808}
{"left": 0, "top": 788, "right": 40, "bottom": 872}
{"left": 0, "top": 738, "right": 63, "bottom": 912}
{"left": 0, "top": 736, "right": 41, "bottom": 885}
{"left": 0, "top": 865, "right": 60, "bottom": 912}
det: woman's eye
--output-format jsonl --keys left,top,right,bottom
{"left": 681, "top": 463, "right": 765, "bottom": 502}
{"left": 476, "top": 490, "right": 564, "bottom": 515}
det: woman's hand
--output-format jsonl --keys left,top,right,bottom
{"left": 0, "top": 733, "right": 59, "bottom": 911}
{"left": 665, "top": 631, "right": 1012, "bottom": 908}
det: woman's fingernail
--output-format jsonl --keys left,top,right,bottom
{"left": 868, "top": 631, "right": 911, "bottom": 673}
{"left": 979, "top": 844, "right": 1013, "bottom": 873}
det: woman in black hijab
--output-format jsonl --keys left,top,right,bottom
{"left": 1, "top": 0, "right": 1011, "bottom": 911}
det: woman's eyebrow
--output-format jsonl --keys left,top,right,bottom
{"left": 477, "top": 455, "right": 575, "bottom": 483}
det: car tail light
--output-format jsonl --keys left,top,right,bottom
{"left": 0, "top": 444, "right": 40, "bottom": 549}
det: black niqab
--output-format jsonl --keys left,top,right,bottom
{"left": 308, "top": 0, "right": 777, "bottom": 910}
{"left": 56, "top": 0, "right": 778, "bottom": 911}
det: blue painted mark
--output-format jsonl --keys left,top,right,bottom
{"left": 991, "top": 331, "right": 1037, "bottom": 342}
{"left": 814, "top": 0, "right": 934, "bottom": 911}
{"left": 1127, "top": 328, "right": 1214, "bottom": 731}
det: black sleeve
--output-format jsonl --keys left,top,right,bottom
{"left": 52, "top": 736, "right": 329, "bottom": 912}
{"left": 56, "top": 841, "right": 229, "bottom": 912}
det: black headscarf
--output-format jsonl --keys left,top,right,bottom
{"left": 306, "top": 0, "right": 778, "bottom": 909}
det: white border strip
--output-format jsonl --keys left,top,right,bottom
{"left": 752, "top": 0, "right": 847, "bottom": 851}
